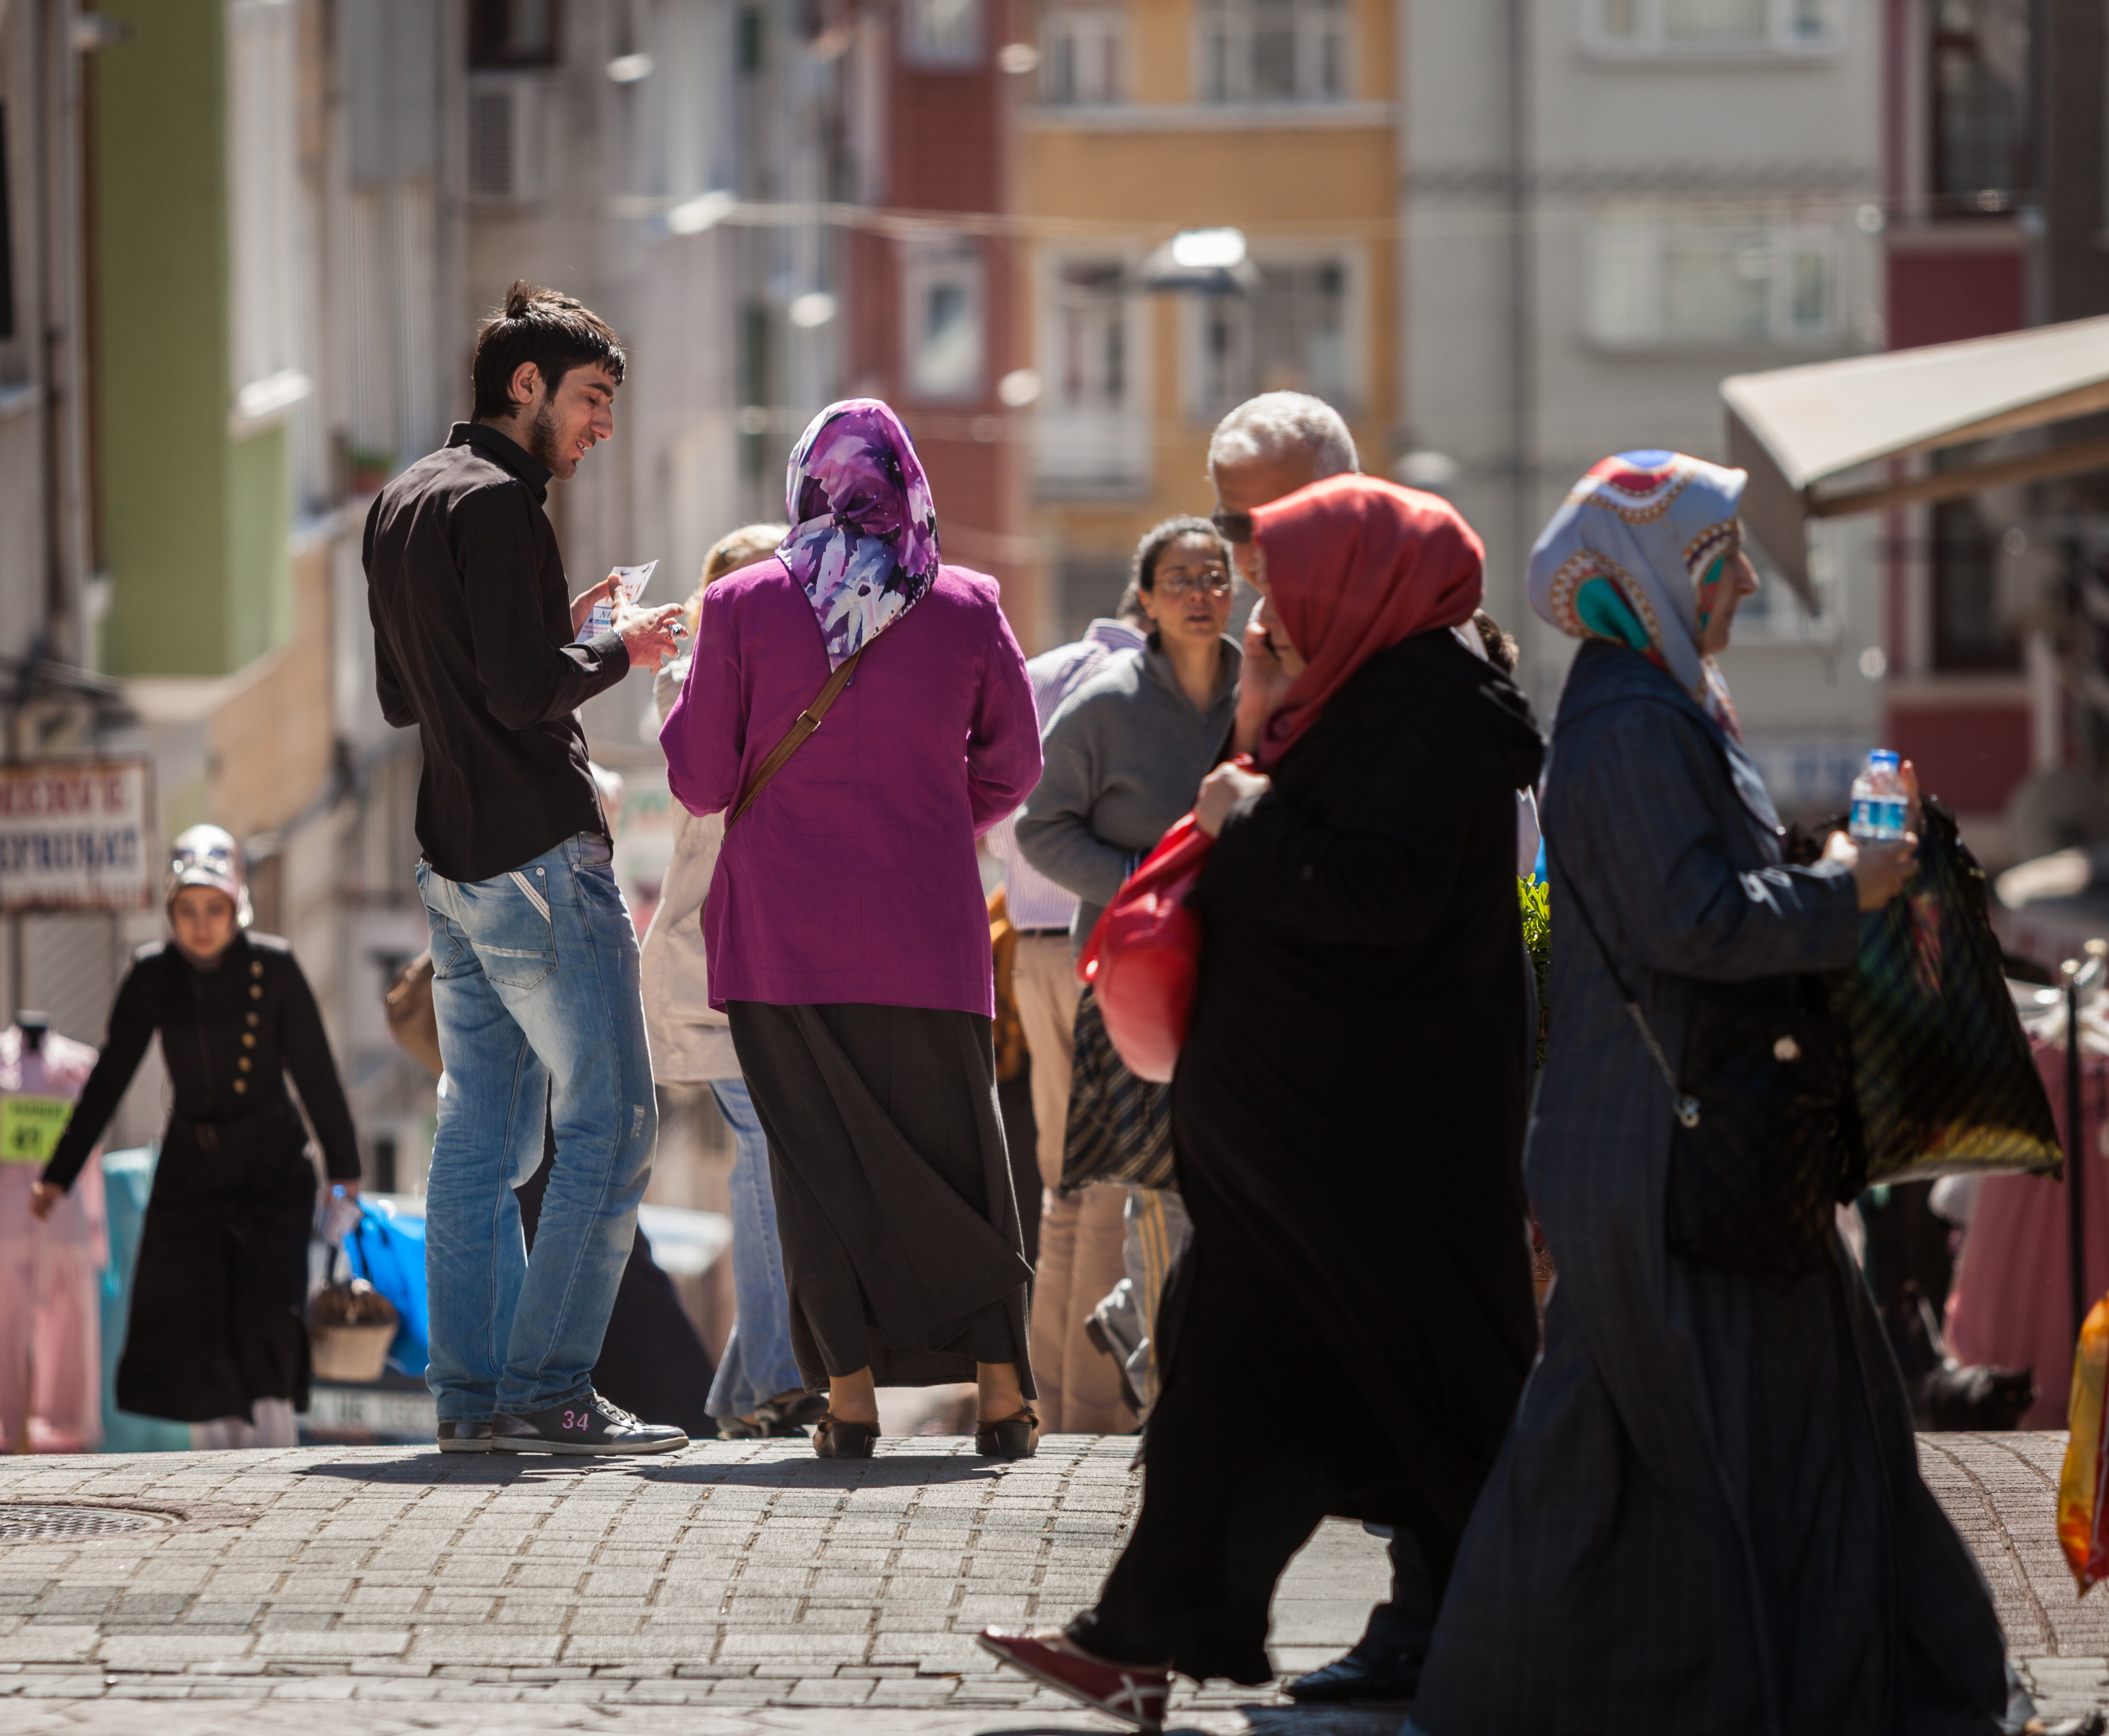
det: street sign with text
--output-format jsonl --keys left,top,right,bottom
{"left": 0, "top": 761, "right": 155, "bottom": 912}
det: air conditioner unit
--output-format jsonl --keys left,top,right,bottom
{"left": 465, "top": 75, "right": 545, "bottom": 205}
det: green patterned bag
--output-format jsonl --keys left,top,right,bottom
{"left": 1840, "top": 797, "right": 2061, "bottom": 1185}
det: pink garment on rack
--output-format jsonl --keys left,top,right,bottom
{"left": 0, "top": 1027, "right": 106, "bottom": 1453}
{"left": 1943, "top": 1036, "right": 2109, "bottom": 1429}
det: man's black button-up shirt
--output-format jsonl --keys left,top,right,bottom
{"left": 363, "top": 422, "right": 630, "bottom": 884}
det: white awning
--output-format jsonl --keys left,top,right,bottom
{"left": 1721, "top": 314, "right": 2109, "bottom": 604}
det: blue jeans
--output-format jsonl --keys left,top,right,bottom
{"left": 704, "top": 1079, "right": 803, "bottom": 1419}
{"left": 416, "top": 833, "right": 658, "bottom": 1421}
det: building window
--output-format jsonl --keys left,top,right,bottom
{"left": 1188, "top": 256, "right": 1352, "bottom": 420}
{"left": 1931, "top": 496, "right": 2020, "bottom": 672}
{"left": 1195, "top": 0, "right": 1349, "bottom": 104}
{"left": 229, "top": 0, "right": 304, "bottom": 406}
{"left": 1053, "top": 264, "right": 1127, "bottom": 414}
{"left": 904, "top": 0, "right": 982, "bottom": 67}
{"left": 1041, "top": 7, "right": 1126, "bottom": 105}
{"left": 469, "top": 0, "right": 560, "bottom": 69}
{"left": 1035, "top": 256, "right": 1149, "bottom": 495}
{"left": 1930, "top": 0, "right": 2029, "bottom": 215}
{"left": 1589, "top": 208, "right": 1842, "bottom": 348}
{"left": 903, "top": 243, "right": 985, "bottom": 400}
{"left": 1586, "top": 0, "right": 1834, "bottom": 53}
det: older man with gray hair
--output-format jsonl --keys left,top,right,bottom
{"left": 1082, "top": 390, "right": 1366, "bottom": 1424}
{"left": 1205, "top": 393, "right": 1358, "bottom": 757}
{"left": 1201, "top": 391, "right": 1442, "bottom": 1712}
{"left": 1207, "top": 388, "right": 1358, "bottom": 522}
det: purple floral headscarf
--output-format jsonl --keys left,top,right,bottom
{"left": 778, "top": 400, "right": 942, "bottom": 669}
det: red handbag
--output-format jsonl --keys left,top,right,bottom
{"left": 1075, "top": 811, "right": 1217, "bottom": 1085}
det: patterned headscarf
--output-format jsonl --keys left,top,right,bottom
{"left": 1527, "top": 450, "right": 1748, "bottom": 739}
{"left": 778, "top": 399, "right": 942, "bottom": 669}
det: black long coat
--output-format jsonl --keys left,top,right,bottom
{"left": 43, "top": 933, "right": 361, "bottom": 1422}
{"left": 1078, "top": 629, "right": 1547, "bottom": 1683}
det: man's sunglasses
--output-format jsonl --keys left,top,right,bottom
{"left": 1210, "top": 508, "right": 1253, "bottom": 545}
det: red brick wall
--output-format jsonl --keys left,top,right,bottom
{"left": 1888, "top": 702, "right": 2031, "bottom": 813}
{"left": 1887, "top": 249, "right": 2027, "bottom": 351}
{"left": 850, "top": 6, "right": 1037, "bottom": 638}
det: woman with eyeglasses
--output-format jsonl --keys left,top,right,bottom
{"left": 1016, "top": 515, "right": 1241, "bottom": 1420}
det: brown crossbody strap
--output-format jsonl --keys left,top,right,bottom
{"left": 725, "top": 647, "right": 865, "bottom": 828}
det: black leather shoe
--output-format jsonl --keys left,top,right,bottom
{"left": 1285, "top": 1651, "right": 1421, "bottom": 1706}
{"left": 975, "top": 1407, "right": 1039, "bottom": 1460}
{"left": 436, "top": 1420, "right": 494, "bottom": 1454}
{"left": 492, "top": 1391, "right": 688, "bottom": 1456}
{"left": 812, "top": 1413, "right": 878, "bottom": 1459}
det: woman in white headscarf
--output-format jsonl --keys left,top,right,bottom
{"left": 31, "top": 826, "right": 363, "bottom": 1449}
{"left": 1407, "top": 454, "right": 2037, "bottom": 1735}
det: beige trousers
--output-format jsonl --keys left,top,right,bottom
{"left": 1013, "top": 933, "right": 1135, "bottom": 1435}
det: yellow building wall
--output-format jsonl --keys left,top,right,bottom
{"left": 1018, "top": 0, "right": 1401, "bottom": 621}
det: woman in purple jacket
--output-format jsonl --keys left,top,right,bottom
{"left": 662, "top": 400, "right": 1044, "bottom": 1460}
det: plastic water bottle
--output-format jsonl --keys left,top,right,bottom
{"left": 1850, "top": 750, "right": 1909, "bottom": 841}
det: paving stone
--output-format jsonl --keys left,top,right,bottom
{"left": 255, "top": 1630, "right": 412, "bottom": 1658}
{"left": 23, "top": 1435, "right": 2099, "bottom": 1732}
{"left": 99, "top": 1635, "right": 258, "bottom": 1669}
{"left": 0, "top": 1626, "right": 101, "bottom": 1663}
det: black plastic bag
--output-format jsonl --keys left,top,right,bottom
{"left": 1837, "top": 798, "right": 2060, "bottom": 1185}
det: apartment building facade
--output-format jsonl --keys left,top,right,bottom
{"left": 1016, "top": 0, "right": 1400, "bottom": 648}
{"left": 1403, "top": 0, "right": 1886, "bottom": 823}
{"left": 1873, "top": 0, "right": 2109, "bottom": 862}
{"left": 0, "top": 0, "right": 778, "bottom": 1181}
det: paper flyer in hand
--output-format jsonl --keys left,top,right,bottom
{"left": 579, "top": 560, "right": 659, "bottom": 641}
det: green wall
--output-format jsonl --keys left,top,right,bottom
{"left": 229, "top": 425, "right": 291, "bottom": 665}
{"left": 95, "top": 0, "right": 291, "bottom": 678}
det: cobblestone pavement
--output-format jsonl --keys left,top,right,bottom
{"left": 0, "top": 1432, "right": 2102, "bottom": 1733}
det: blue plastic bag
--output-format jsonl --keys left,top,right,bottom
{"left": 341, "top": 1202, "right": 429, "bottom": 1377}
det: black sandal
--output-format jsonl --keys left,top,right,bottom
{"left": 975, "top": 1407, "right": 1038, "bottom": 1460}
{"left": 812, "top": 1413, "right": 878, "bottom": 1459}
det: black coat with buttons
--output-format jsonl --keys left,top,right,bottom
{"left": 39, "top": 932, "right": 361, "bottom": 1423}
{"left": 41, "top": 931, "right": 361, "bottom": 1193}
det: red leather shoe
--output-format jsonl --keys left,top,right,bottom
{"left": 977, "top": 1627, "right": 1169, "bottom": 1730}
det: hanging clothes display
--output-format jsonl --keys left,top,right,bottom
{"left": 1945, "top": 999, "right": 2109, "bottom": 1429}
{"left": 0, "top": 1021, "right": 106, "bottom": 1452}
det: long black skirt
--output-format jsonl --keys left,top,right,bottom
{"left": 1066, "top": 1036, "right": 1536, "bottom": 1684}
{"left": 118, "top": 1109, "right": 316, "bottom": 1422}
{"left": 727, "top": 1001, "right": 1034, "bottom": 1391}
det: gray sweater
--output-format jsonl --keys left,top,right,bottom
{"left": 1016, "top": 636, "right": 1241, "bottom": 952}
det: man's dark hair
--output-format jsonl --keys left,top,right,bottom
{"left": 1473, "top": 608, "right": 1519, "bottom": 675}
{"left": 472, "top": 280, "right": 626, "bottom": 420}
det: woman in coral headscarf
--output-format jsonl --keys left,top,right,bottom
{"left": 661, "top": 400, "right": 1043, "bottom": 1461}
{"left": 980, "top": 474, "right": 1548, "bottom": 1726}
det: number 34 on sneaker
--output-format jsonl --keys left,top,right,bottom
{"left": 491, "top": 1390, "right": 687, "bottom": 1455}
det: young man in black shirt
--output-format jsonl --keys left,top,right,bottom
{"left": 364, "top": 282, "right": 687, "bottom": 1456}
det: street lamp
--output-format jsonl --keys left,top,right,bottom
{"left": 1137, "top": 227, "right": 1260, "bottom": 294}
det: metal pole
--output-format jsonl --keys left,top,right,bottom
{"left": 2072, "top": 960, "right": 2088, "bottom": 1344}
{"left": 1504, "top": 0, "right": 1534, "bottom": 626}
{"left": 2067, "top": 939, "right": 2109, "bottom": 1345}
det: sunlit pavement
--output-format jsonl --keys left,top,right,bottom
{"left": 0, "top": 1433, "right": 2097, "bottom": 1733}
